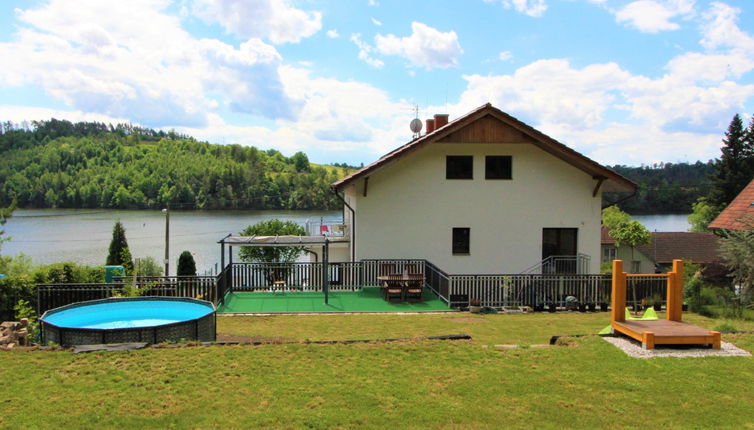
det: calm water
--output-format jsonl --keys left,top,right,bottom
{"left": 633, "top": 214, "right": 691, "bottom": 232}
{"left": 3, "top": 209, "right": 689, "bottom": 274}
{"left": 3, "top": 209, "right": 340, "bottom": 275}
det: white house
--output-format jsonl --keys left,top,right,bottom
{"left": 329, "top": 103, "right": 636, "bottom": 274}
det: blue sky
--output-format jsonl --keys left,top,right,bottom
{"left": 1, "top": 0, "right": 752, "bottom": 166}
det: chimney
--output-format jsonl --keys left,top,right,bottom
{"left": 425, "top": 119, "right": 435, "bottom": 134}
{"left": 434, "top": 114, "right": 449, "bottom": 129}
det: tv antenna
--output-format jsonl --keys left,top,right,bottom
{"left": 409, "top": 104, "right": 422, "bottom": 138}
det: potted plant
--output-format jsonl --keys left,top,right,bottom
{"left": 533, "top": 303, "right": 545, "bottom": 312}
{"left": 469, "top": 298, "right": 482, "bottom": 314}
{"left": 587, "top": 302, "right": 597, "bottom": 312}
{"left": 547, "top": 303, "right": 557, "bottom": 313}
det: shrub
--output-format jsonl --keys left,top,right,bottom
{"left": 177, "top": 251, "right": 197, "bottom": 276}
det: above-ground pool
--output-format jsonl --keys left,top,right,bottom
{"left": 41, "top": 297, "right": 216, "bottom": 346}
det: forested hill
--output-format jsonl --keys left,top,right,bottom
{"left": 0, "top": 119, "right": 354, "bottom": 210}
{"left": 604, "top": 161, "right": 715, "bottom": 214}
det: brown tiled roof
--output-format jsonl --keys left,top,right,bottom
{"left": 636, "top": 232, "right": 722, "bottom": 264}
{"left": 709, "top": 179, "right": 754, "bottom": 231}
{"left": 332, "top": 103, "right": 637, "bottom": 193}
{"left": 601, "top": 225, "right": 616, "bottom": 244}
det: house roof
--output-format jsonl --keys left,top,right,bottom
{"left": 332, "top": 103, "right": 637, "bottom": 193}
{"left": 708, "top": 178, "right": 754, "bottom": 230}
{"left": 640, "top": 232, "right": 722, "bottom": 264}
{"left": 602, "top": 227, "right": 722, "bottom": 264}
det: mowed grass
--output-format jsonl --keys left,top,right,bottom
{"left": 1, "top": 312, "right": 753, "bottom": 429}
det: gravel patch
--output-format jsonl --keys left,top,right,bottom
{"left": 602, "top": 335, "right": 751, "bottom": 358}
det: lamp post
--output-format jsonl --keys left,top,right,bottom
{"left": 162, "top": 207, "right": 169, "bottom": 276}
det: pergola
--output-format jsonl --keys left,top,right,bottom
{"left": 218, "top": 234, "right": 346, "bottom": 304}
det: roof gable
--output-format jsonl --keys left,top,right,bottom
{"left": 709, "top": 178, "right": 754, "bottom": 230}
{"left": 333, "top": 103, "right": 636, "bottom": 193}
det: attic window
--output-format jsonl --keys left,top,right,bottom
{"left": 485, "top": 156, "right": 512, "bottom": 180}
{"left": 446, "top": 156, "right": 473, "bottom": 179}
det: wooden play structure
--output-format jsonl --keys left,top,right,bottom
{"left": 611, "top": 259, "right": 721, "bottom": 350}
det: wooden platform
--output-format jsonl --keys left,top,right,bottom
{"left": 613, "top": 320, "right": 721, "bottom": 350}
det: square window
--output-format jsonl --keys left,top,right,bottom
{"left": 485, "top": 156, "right": 512, "bottom": 179}
{"left": 452, "top": 228, "right": 470, "bottom": 255}
{"left": 446, "top": 156, "right": 473, "bottom": 179}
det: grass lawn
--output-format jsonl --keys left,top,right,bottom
{"left": 2, "top": 312, "right": 753, "bottom": 429}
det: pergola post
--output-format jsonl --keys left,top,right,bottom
{"left": 611, "top": 260, "right": 626, "bottom": 325}
{"left": 323, "top": 239, "right": 329, "bottom": 305}
{"left": 667, "top": 259, "right": 683, "bottom": 322}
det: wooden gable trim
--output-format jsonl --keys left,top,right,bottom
{"left": 437, "top": 114, "right": 536, "bottom": 144}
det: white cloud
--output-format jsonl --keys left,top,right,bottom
{"left": 375, "top": 22, "right": 463, "bottom": 70}
{"left": 368, "top": 0, "right": 379, "bottom": 6}
{"left": 326, "top": 29, "right": 340, "bottom": 38}
{"left": 499, "top": 50, "right": 513, "bottom": 61}
{"left": 371, "top": 17, "right": 383, "bottom": 26}
{"left": 350, "top": 33, "right": 384, "bottom": 68}
{"left": 1, "top": 0, "right": 298, "bottom": 127}
{"left": 700, "top": 2, "right": 754, "bottom": 54}
{"left": 615, "top": 0, "right": 695, "bottom": 33}
{"left": 192, "top": 0, "right": 321, "bottom": 44}
{"left": 498, "top": 0, "right": 548, "bottom": 18}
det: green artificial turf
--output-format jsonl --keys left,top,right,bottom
{"left": 217, "top": 286, "right": 450, "bottom": 313}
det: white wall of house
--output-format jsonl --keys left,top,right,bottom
{"left": 342, "top": 142, "right": 603, "bottom": 274}
{"left": 601, "top": 244, "right": 655, "bottom": 274}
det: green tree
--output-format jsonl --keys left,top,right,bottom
{"left": 719, "top": 216, "right": 754, "bottom": 307}
{"left": 106, "top": 221, "right": 134, "bottom": 274}
{"left": 710, "top": 114, "right": 754, "bottom": 207}
{"left": 134, "top": 256, "right": 163, "bottom": 277}
{"left": 291, "top": 151, "right": 311, "bottom": 173}
{"left": 688, "top": 197, "right": 720, "bottom": 233}
{"left": 0, "top": 202, "right": 15, "bottom": 253}
{"left": 609, "top": 220, "right": 652, "bottom": 312}
{"left": 238, "top": 219, "right": 306, "bottom": 263}
{"left": 177, "top": 251, "right": 197, "bottom": 276}
{"left": 602, "top": 205, "right": 631, "bottom": 229}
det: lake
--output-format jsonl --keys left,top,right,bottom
{"left": 2, "top": 209, "right": 690, "bottom": 275}
{"left": 2, "top": 209, "right": 340, "bottom": 275}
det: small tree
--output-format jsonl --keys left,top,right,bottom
{"left": 135, "top": 256, "right": 163, "bottom": 277}
{"left": 710, "top": 114, "right": 754, "bottom": 207}
{"left": 106, "top": 221, "right": 134, "bottom": 274}
{"left": 239, "top": 219, "right": 306, "bottom": 263}
{"left": 602, "top": 205, "right": 631, "bottom": 229}
{"left": 177, "top": 251, "right": 197, "bottom": 276}
{"left": 719, "top": 216, "right": 754, "bottom": 307}
{"left": 609, "top": 220, "right": 652, "bottom": 312}
{"left": 688, "top": 197, "right": 720, "bottom": 233}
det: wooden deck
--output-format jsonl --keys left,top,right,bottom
{"left": 612, "top": 320, "right": 721, "bottom": 350}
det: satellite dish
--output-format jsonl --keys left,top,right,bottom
{"left": 409, "top": 118, "right": 422, "bottom": 133}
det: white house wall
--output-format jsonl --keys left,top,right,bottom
{"left": 349, "top": 142, "right": 602, "bottom": 274}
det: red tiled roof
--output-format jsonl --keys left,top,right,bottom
{"left": 709, "top": 179, "right": 754, "bottom": 231}
{"left": 601, "top": 225, "right": 616, "bottom": 244}
{"left": 332, "top": 103, "right": 637, "bottom": 193}
{"left": 636, "top": 232, "right": 722, "bottom": 264}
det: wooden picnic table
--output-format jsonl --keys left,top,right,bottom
{"left": 377, "top": 274, "right": 425, "bottom": 302}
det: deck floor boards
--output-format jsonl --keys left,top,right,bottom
{"left": 613, "top": 320, "right": 720, "bottom": 349}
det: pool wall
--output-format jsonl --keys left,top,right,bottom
{"left": 42, "top": 297, "right": 216, "bottom": 346}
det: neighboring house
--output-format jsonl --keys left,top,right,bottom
{"left": 600, "top": 226, "right": 654, "bottom": 273}
{"left": 709, "top": 178, "right": 754, "bottom": 231}
{"left": 601, "top": 226, "right": 722, "bottom": 273}
{"left": 330, "top": 103, "right": 636, "bottom": 274}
